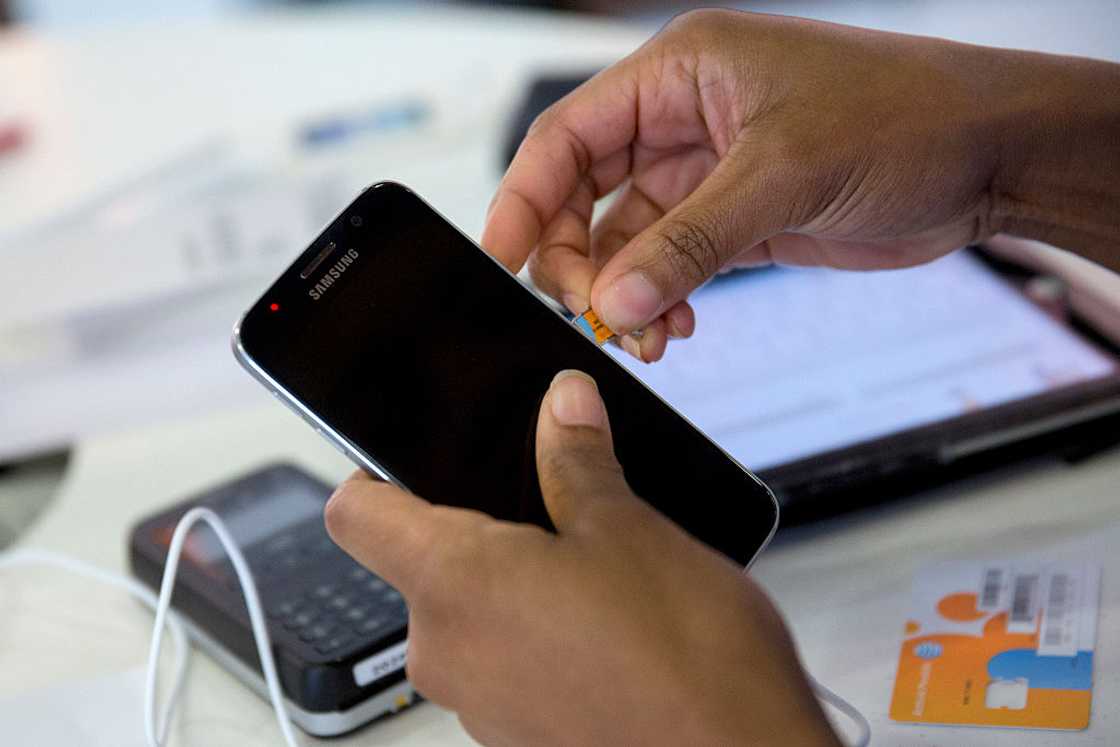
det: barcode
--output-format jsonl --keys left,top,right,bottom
{"left": 981, "top": 568, "right": 1003, "bottom": 609}
{"left": 1042, "top": 574, "right": 1070, "bottom": 647}
{"left": 1010, "top": 574, "right": 1039, "bottom": 624}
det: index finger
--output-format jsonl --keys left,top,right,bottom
{"left": 481, "top": 61, "right": 640, "bottom": 271}
{"left": 324, "top": 471, "right": 441, "bottom": 596}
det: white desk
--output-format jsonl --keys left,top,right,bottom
{"left": 5, "top": 398, "right": 1119, "bottom": 746}
{"left": 1, "top": 3, "right": 1118, "bottom": 746}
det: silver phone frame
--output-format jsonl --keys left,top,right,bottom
{"left": 231, "top": 182, "right": 779, "bottom": 570}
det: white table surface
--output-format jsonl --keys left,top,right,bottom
{"left": 5, "top": 394, "right": 1119, "bottom": 746}
{"left": 1, "top": 3, "right": 1118, "bottom": 746}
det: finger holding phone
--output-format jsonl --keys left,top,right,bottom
{"left": 325, "top": 371, "right": 841, "bottom": 747}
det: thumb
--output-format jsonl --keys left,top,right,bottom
{"left": 535, "top": 370, "right": 633, "bottom": 532}
{"left": 589, "top": 145, "right": 791, "bottom": 334}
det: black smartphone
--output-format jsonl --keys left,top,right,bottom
{"left": 232, "top": 182, "right": 777, "bottom": 566}
{"left": 128, "top": 463, "right": 414, "bottom": 737}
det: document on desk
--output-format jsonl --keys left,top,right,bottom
{"left": 0, "top": 146, "right": 350, "bottom": 331}
{"left": 0, "top": 127, "right": 493, "bottom": 461}
{"left": 0, "top": 125, "right": 484, "bottom": 333}
{"left": 890, "top": 560, "right": 1100, "bottom": 730}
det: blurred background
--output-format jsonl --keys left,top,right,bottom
{"left": 2, "top": 0, "right": 1119, "bottom": 545}
{"left": 2, "top": 3, "right": 1120, "bottom": 743}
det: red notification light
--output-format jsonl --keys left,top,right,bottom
{"left": 269, "top": 303, "right": 280, "bottom": 312}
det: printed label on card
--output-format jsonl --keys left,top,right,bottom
{"left": 889, "top": 560, "right": 1100, "bottom": 730}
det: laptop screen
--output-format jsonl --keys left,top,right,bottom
{"left": 610, "top": 250, "right": 1119, "bottom": 470}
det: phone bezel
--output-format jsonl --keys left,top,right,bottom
{"left": 232, "top": 181, "right": 779, "bottom": 569}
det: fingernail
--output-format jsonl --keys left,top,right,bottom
{"left": 561, "top": 292, "right": 586, "bottom": 315}
{"left": 599, "top": 271, "right": 662, "bottom": 333}
{"left": 666, "top": 306, "right": 694, "bottom": 339}
{"left": 620, "top": 334, "right": 642, "bottom": 360}
{"left": 550, "top": 370, "right": 605, "bottom": 428}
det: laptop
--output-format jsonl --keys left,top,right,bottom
{"left": 607, "top": 246, "right": 1120, "bottom": 522}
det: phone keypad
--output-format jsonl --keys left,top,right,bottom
{"left": 248, "top": 521, "right": 408, "bottom": 660}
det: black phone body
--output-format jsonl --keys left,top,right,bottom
{"left": 129, "top": 463, "right": 415, "bottom": 736}
{"left": 233, "top": 182, "right": 777, "bottom": 566}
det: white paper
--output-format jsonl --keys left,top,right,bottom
{"left": 0, "top": 668, "right": 148, "bottom": 747}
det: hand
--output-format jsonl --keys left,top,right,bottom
{"left": 325, "top": 371, "right": 839, "bottom": 746}
{"left": 482, "top": 9, "right": 1120, "bottom": 361}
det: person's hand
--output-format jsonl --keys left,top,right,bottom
{"left": 325, "top": 370, "right": 839, "bottom": 746}
{"left": 482, "top": 9, "right": 1120, "bottom": 362}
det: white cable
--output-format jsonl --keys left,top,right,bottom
{"left": 2, "top": 536, "right": 866, "bottom": 747}
{"left": 809, "top": 674, "right": 872, "bottom": 747}
{"left": 0, "top": 548, "right": 189, "bottom": 745}
{"left": 0, "top": 512, "right": 301, "bottom": 746}
{"left": 146, "top": 506, "right": 302, "bottom": 747}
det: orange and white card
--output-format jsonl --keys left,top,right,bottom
{"left": 890, "top": 560, "right": 1100, "bottom": 730}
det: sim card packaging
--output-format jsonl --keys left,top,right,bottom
{"left": 890, "top": 560, "right": 1100, "bottom": 730}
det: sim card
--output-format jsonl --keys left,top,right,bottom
{"left": 572, "top": 308, "right": 616, "bottom": 345}
{"left": 890, "top": 560, "right": 1100, "bottom": 730}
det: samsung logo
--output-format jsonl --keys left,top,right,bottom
{"left": 308, "top": 248, "right": 360, "bottom": 300}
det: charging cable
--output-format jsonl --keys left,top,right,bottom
{"left": 1, "top": 521, "right": 871, "bottom": 747}
{"left": 146, "top": 506, "right": 302, "bottom": 747}
{"left": 810, "top": 675, "right": 872, "bottom": 747}
{"left": 0, "top": 548, "right": 190, "bottom": 746}
{"left": 0, "top": 511, "right": 302, "bottom": 747}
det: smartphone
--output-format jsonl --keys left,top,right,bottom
{"left": 129, "top": 463, "right": 414, "bottom": 736}
{"left": 232, "top": 182, "right": 777, "bottom": 566}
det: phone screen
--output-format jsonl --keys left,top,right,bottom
{"left": 236, "top": 182, "right": 776, "bottom": 565}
